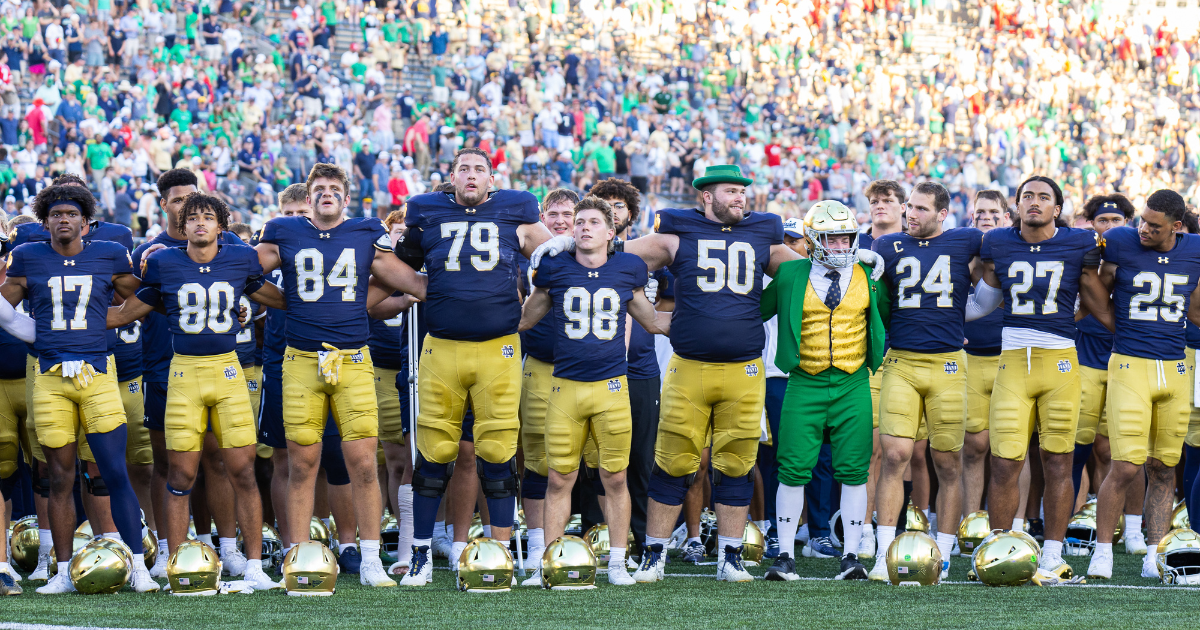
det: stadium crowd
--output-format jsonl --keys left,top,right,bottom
{"left": 0, "top": 0, "right": 1197, "bottom": 241}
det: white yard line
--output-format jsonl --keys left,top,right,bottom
{"left": 0, "top": 625, "right": 171, "bottom": 630}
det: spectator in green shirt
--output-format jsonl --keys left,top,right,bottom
{"left": 86, "top": 135, "right": 114, "bottom": 172}
{"left": 591, "top": 143, "right": 616, "bottom": 177}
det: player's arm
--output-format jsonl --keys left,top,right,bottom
{"left": 623, "top": 233, "right": 677, "bottom": 272}
{"left": 628, "top": 287, "right": 670, "bottom": 336}
{"left": 370, "top": 249, "right": 428, "bottom": 301}
{"left": 0, "top": 274, "right": 27, "bottom": 306}
{"left": 517, "top": 286, "right": 552, "bottom": 332}
{"left": 766, "top": 242, "right": 802, "bottom": 277}
{"left": 369, "top": 294, "right": 416, "bottom": 320}
{"left": 107, "top": 293, "right": 156, "bottom": 329}
{"left": 1079, "top": 265, "right": 1114, "bottom": 332}
{"left": 517, "top": 220, "right": 554, "bottom": 260}
{"left": 255, "top": 242, "right": 282, "bottom": 273}
{"left": 247, "top": 282, "right": 286, "bottom": 310}
{"left": 964, "top": 261, "right": 1003, "bottom": 322}
{"left": 112, "top": 272, "right": 139, "bottom": 300}
{"left": 0, "top": 274, "right": 32, "bottom": 342}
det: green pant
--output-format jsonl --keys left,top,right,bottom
{"left": 777, "top": 366, "right": 873, "bottom": 487}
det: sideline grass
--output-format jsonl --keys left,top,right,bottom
{"left": 4, "top": 554, "right": 1195, "bottom": 629}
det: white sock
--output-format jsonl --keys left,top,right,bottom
{"left": 133, "top": 553, "right": 145, "bottom": 569}
{"left": 796, "top": 523, "right": 809, "bottom": 541}
{"left": 1125, "top": 514, "right": 1143, "bottom": 532}
{"left": 219, "top": 537, "right": 237, "bottom": 553}
{"left": 450, "top": 540, "right": 467, "bottom": 565}
{"left": 686, "top": 536, "right": 701, "bottom": 546}
{"left": 645, "top": 535, "right": 669, "bottom": 549}
{"left": 1147, "top": 547, "right": 1158, "bottom": 564}
{"left": 717, "top": 535, "right": 740, "bottom": 551}
{"left": 839, "top": 483, "right": 868, "bottom": 557}
{"left": 0, "top": 561, "right": 10, "bottom": 573}
{"left": 103, "top": 532, "right": 122, "bottom": 542}
{"left": 527, "top": 528, "right": 545, "bottom": 566}
{"left": 198, "top": 533, "right": 213, "bottom": 547}
{"left": 158, "top": 537, "right": 169, "bottom": 553}
{"left": 57, "top": 561, "right": 69, "bottom": 575}
{"left": 1096, "top": 542, "right": 1113, "bottom": 555}
{"left": 360, "top": 539, "right": 380, "bottom": 558}
{"left": 339, "top": 542, "right": 358, "bottom": 553}
{"left": 935, "top": 532, "right": 955, "bottom": 564}
{"left": 876, "top": 525, "right": 897, "bottom": 558}
{"left": 862, "top": 523, "right": 874, "bottom": 539}
{"left": 414, "top": 537, "right": 432, "bottom": 548}
{"left": 776, "top": 484, "right": 804, "bottom": 559}
{"left": 247, "top": 559, "right": 263, "bottom": 571}
{"left": 923, "top": 508, "right": 931, "bottom": 519}
{"left": 756, "top": 520, "right": 771, "bottom": 536}
{"left": 482, "top": 525, "right": 492, "bottom": 538}
{"left": 609, "top": 546, "right": 626, "bottom": 567}
{"left": 39, "top": 529, "right": 53, "bottom": 554}
{"left": 1012, "top": 517, "right": 1025, "bottom": 531}
{"left": 397, "top": 484, "right": 414, "bottom": 553}
{"left": 1043, "top": 539, "right": 1063, "bottom": 558}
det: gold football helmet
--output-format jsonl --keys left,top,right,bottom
{"left": 468, "top": 513, "right": 485, "bottom": 541}
{"left": 167, "top": 540, "right": 222, "bottom": 596}
{"left": 541, "top": 536, "right": 597, "bottom": 590}
{"left": 904, "top": 501, "right": 930, "bottom": 533}
{"left": 957, "top": 511, "right": 991, "bottom": 554}
{"left": 70, "top": 538, "right": 133, "bottom": 594}
{"left": 972, "top": 531, "right": 1039, "bottom": 587}
{"left": 584, "top": 523, "right": 635, "bottom": 565}
{"left": 457, "top": 538, "right": 514, "bottom": 593}
{"left": 10, "top": 515, "right": 41, "bottom": 572}
{"left": 742, "top": 521, "right": 765, "bottom": 566}
{"left": 75, "top": 520, "right": 93, "bottom": 537}
{"left": 236, "top": 522, "right": 285, "bottom": 570}
{"left": 885, "top": 531, "right": 942, "bottom": 586}
{"left": 1064, "top": 512, "right": 1098, "bottom": 556}
{"left": 282, "top": 541, "right": 338, "bottom": 596}
{"left": 565, "top": 513, "right": 583, "bottom": 536}
{"left": 49, "top": 532, "right": 95, "bottom": 577}
{"left": 309, "top": 517, "right": 332, "bottom": 547}
{"left": 1156, "top": 528, "right": 1200, "bottom": 584}
{"left": 1172, "top": 502, "right": 1190, "bottom": 531}
{"left": 803, "top": 200, "right": 859, "bottom": 268}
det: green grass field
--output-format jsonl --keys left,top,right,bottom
{"left": 5, "top": 551, "right": 1200, "bottom": 629}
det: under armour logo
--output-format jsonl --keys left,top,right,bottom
{"left": 464, "top": 209, "right": 476, "bottom": 215}
{"left": 63, "top": 260, "right": 75, "bottom": 266}
{"left": 721, "top": 226, "right": 732, "bottom": 232}
{"left": 1119, "top": 363, "right": 1130, "bottom": 369}
{"left": 199, "top": 266, "right": 211, "bottom": 273}
{"left": 523, "top": 371, "right": 532, "bottom": 378}
{"left": 172, "top": 371, "right": 185, "bottom": 377}
{"left": 1057, "top": 359, "right": 1072, "bottom": 373}
{"left": 944, "top": 361, "right": 958, "bottom": 375}
{"left": 745, "top": 363, "right": 759, "bottom": 376}
{"left": 1160, "top": 257, "right": 1170, "bottom": 264}
{"left": 224, "top": 366, "right": 238, "bottom": 380}
{"left": 501, "top": 345, "right": 515, "bottom": 358}
{"left": 319, "top": 233, "right": 331, "bottom": 239}
{"left": 552, "top": 385, "right": 561, "bottom": 392}
{"left": 1179, "top": 362, "right": 1188, "bottom": 375}
{"left": 669, "top": 367, "right": 677, "bottom": 374}
{"left": 424, "top": 348, "right": 432, "bottom": 355}
{"left": 607, "top": 379, "right": 621, "bottom": 392}
{"left": 588, "top": 272, "right": 599, "bottom": 278}
{"left": 918, "top": 241, "right": 929, "bottom": 247}
{"left": 1030, "top": 246, "right": 1041, "bottom": 252}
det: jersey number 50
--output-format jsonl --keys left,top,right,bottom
{"left": 1129, "top": 271, "right": 1187, "bottom": 322}
{"left": 697, "top": 240, "right": 754, "bottom": 294}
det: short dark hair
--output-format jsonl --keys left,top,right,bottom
{"left": 52, "top": 173, "right": 88, "bottom": 188}
{"left": 866, "top": 180, "right": 906, "bottom": 203}
{"left": 451, "top": 148, "right": 492, "bottom": 173}
{"left": 278, "top": 183, "right": 308, "bottom": 207}
{"left": 588, "top": 178, "right": 641, "bottom": 225}
{"left": 1082, "top": 194, "right": 1135, "bottom": 221}
{"left": 573, "top": 197, "right": 615, "bottom": 230}
{"left": 911, "top": 181, "right": 950, "bottom": 212}
{"left": 542, "top": 188, "right": 580, "bottom": 210}
{"left": 1015, "top": 175, "right": 1063, "bottom": 210}
{"left": 1183, "top": 209, "right": 1200, "bottom": 235}
{"left": 1146, "top": 189, "right": 1188, "bottom": 224}
{"left": 973, "top": 189, "right": 1009, "bottom": 214}
{"left": 157, "top": 168, "right": 198, "bottom": 197}
{"left": 305, "top": 163, "right": 350, "bottom": 196}
{"left": 434, "top": 182, "right": 455, "bottom": 192}
{"left": 229, "top": 222, "right": 253, "bottom": 240}
{"left": 34, "top": 184, "right": 96, "bottom": 223}
{"left": 176, "top": 193, "right": 231, "bottom": 234}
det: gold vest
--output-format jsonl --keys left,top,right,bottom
{"left": 799, "top": 265, "right": 870, "bottom": 375}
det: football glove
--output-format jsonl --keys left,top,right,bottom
{"left": 318, "top": 343, "right": 359, "bottom": 386}
{"left": 856, "top": 248, "right": 885, "bottom": 281}
{"left": 52, "top": 361, "right": 97, "bottom": 390}
{"left": 644, "top": 276, "right": 659, "bottom": 303}
{"left": 530, "top": 235, "right": 575, "bottom": 269}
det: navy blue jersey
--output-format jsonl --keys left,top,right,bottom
{"left": 627, "top": 268, "right": 667, "bottom": 379}
{"left": 9, "top": 240, "right": 133, "bottom": 370}
{"left": 963, "top": 285, "right": 1004, "bottom": 356}
{"left": 980, "top": 226, "right": 1101, "bottom": 340}
{"left": 260, "top": 216, "right": 391, "bottom": 352}
{"left": 874, "top": 228, "right": 982, "bottom": 353}
{"left": 0, "top": 316, "right": 26, "bottom": 379}
{"left": 518, "top": 256, "right": 555, "bottom": 363}
{"left": 368, "top": 293, "right": 407, "bottom": 370}
{"left": 1188, "top": 322, "right": 1200, "bottom": 350}
{"left": 261, "top": 270, "right": 287, "bottom": 374}
{"left": 534, "top": 251, "right": 649, "bottom": 381}
{"left": 406, "top": 190, "right": 540, "bottom": 342}
{"left": 134, "top": 231, "right": 246, "bottom": 382}
{"left": 657, "top": 208, "right": 783, "bottom": 362}
{"left": 235, "top": 297, "right": 262, "bottom": 366}
{"left": 1075, "top": 314, "right": 1113, "bottom": 370}
{"left": 857, "top": 232, "right": 874, "bottom": 251}
{"left": 1103, "top": 227, "right": 1200, "bottom": 361}
{"left": 114, "top": 321, "right": 143, "bottom": 380}
{"left": 136, "top": 245, "right": 266, "bottom": 357}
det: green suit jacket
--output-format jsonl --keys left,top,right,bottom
{"left": 760, "top": 258, "right": 891, "bottom": 376}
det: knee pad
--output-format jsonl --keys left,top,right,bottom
{"left": 32, "top": 473, "right": 49, "bottom": 498}
{"left": 710, "top": 468, "right": 753, "bottom": 507}
{"left": 412, "top": 455, "right": 455, "bottom": 498}
{"left": 477, "top": 458, "right": 518, "bottom": 499}
{"left": 82, "top": 472, "right": 109, "bottom": 497}
{"left": 0, "top": 472, "right": 16, "bottom": 496}
{"left": 521, "top": 471, "right": 548, "bottom": 500}
{"left": 647, "top": 465, "right": 695, "bottom": 507}
{"left": 583, "top": 467, "right": 606, "bottom": 497}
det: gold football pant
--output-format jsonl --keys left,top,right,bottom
{"left": 878, "top": 349, "right": 967, "bottom": 452}
{"left": 989, "top": 347, "right": 1081, "bottom": 461}
{"left": 519, "top": 356, "right": 554, "bottom": 477}
{"left": 79, "top": 376, "right": 152, "bottom": 465}
{"left": 282, "top": 346, "right": 379, "bottom": 446}
{"left": 1106, "top": 353, "right": 1190, "bottom": 467}
{"left": 32, "top": 356, "right": 126, "bottom": 450}
{"left": 0, "top": 377, "right": 24, "bottom": 479}
{"left": 1076, "top": 365, "right": 1108, "bottom": 446}
{"left": 375, "top": 366, "right": 405, "bottom": 445}
{"left": 165, "top": 352, "right": 257, "bottom": 452}
{"left": 965, "top": 353, "right": 999, "bottom": 434}
{"left": 545, "top": 376, "right": 632, "bottom": 474}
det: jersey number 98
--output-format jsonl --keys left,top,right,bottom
{"left": 563, "top": 287, "right": 620, "bottom": 340}
{"left": 697, "top": 240, "right": 754, "bottom": 294}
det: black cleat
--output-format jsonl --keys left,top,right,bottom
{"left": 1028, "top": 518, "right": 1045, "bottom": 543}
{"left": 836, "top": 553, "right": 868, "bottom": 580}
{"left": 764, "top": 552, "right": 799, "bottom": 581}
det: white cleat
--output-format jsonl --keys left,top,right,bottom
{"left": 36, "top": 573, "right": 76, "bottom": 594}
{"left": 607, "top": 564, "right": 636, "bottom": 586}
{"left": 29, "top": 551, "right": 51, "bottom": 582}
{"left": 359, "top": 556, "right": 396, "bottom": 587}
{"left": 859, "top": 530, "right": 876, "bottom": 558}
{"left": 666, "top": 523, "right": 688, "bottom": 550}
{"left": 1142, "top": 554, "right": 1160, "bottom": 579}
{"left": 1087, "top": 548, "right": 1113, "bottom": 579}
{"left": 867, "top": 554, "right": 889, "bottom": 582}
{"left": 716, "top": 547, "right": 754, "bottom": 583}
{"left": 244, "top": 565, "right": 283, "bottom": 591}
{"left": 221, "top": 548, "right": 248, "bottom": 577}
{"left": 130, "top": 568, "right": 161, "bottom": 592}
{"left": 399, "top": 546, "right": 433, "bottom": 586}
{"left": 632, "top": 545, "right": 666, "bottom": 583}
{"left": 149, "top": 548, "right": 169, "bottom": 578}
{"left": 1125, "top": 531, "right": 1148, "bottom": 555}
{"left": 939, "top": 560, "right": 950, "bottom": 581}
{"left": 431, "top": 535, "right": 454, "bottom": 559}
{"left": 520, "top": 567, "right": 543, "bottom": 587}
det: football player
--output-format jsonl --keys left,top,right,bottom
{"left": 1, "top": 184, "right": 157, "bottom": 593}
{"left": 1087, "top": 190, "right": 1200, "bottom": 580}
{"left": 961, "top": 190, "right": 1011, "bottom": 515}
{"left": 397, "top": 149, "right": 552, "bottom": 587}
{"left": 515, "top": 188, "right": 577, "bottom": 585}
{"left": 135, "top": 169, "right": 247, "bottom": 576}
{"left": 518, "top": 197, "right": 669, "bottom": 585}
{"left": 255, "top": 163, "right": 426, "bottom": 587}
{"left": 867, "top": 182, "right": 980, "bottom": 581}
{"left": 968, "top": 176, "right": 1111, "bottom": 579}
{"left": 107, "top": 193, "right": 284, "bottom": 590}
